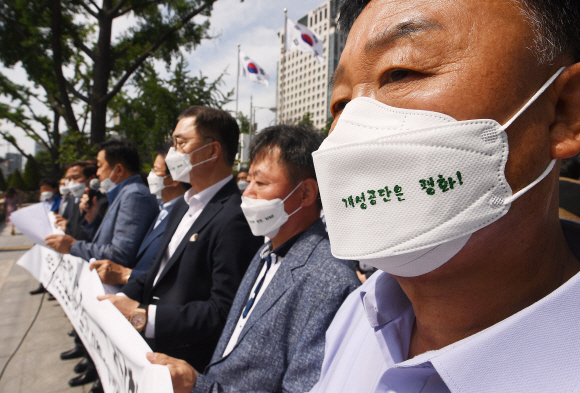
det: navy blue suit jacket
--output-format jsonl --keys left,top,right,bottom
{"left": 70, "top": 175, "right": 158, "bottom": 267}
{"left": 121, "top": 178, "right": 263, "bottom": 371}
{"left": 129, "top": 200, "right": 177, "bottom": 279}
{"left": 192, "top": 220, "right": 360, "bottom": 393}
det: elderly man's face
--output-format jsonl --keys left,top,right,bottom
{"left": 331, "top": 0, "right": 562, "bottom": 193}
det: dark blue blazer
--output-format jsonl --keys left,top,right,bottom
{"left": 70, "top": 175, "right": 158, "bottom": 267}
{"left": 121, "top": 178, "right": 263, "bottom": 371}
{"left": 192, "top": 220, "right": 361, "bottom": 393}
{"left": 129, "top": 200, "right": 177, "bottom": 279}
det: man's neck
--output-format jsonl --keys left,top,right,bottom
{"left": 270, "top": 208, "right": 320, "bottom": 249}
{"left": 190, "top": 166, "right": 232, "bottom": 193}
{"left": 162, "top": 186, "right": 185, "bottom": 204}
{"left": 400, "top": 211, "right": 580, "bottom": 359}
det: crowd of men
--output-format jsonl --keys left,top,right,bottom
{"left": 25, "top": 0, "right": 580, "bottom": 391}
{"left": 37, "top": 106, "right": 359, "bottom": 393}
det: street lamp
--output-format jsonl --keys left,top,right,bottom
{"left": 250, "top": 103, "right": 277, "bottom": 136}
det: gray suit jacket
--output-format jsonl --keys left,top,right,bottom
{"left": 70, "top": 175, "right": 158, "bottom": 266}
{"left": 192, "top": 220, "right": 360, "bottom": 393}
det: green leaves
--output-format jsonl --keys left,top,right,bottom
{"left": 110, "top": 55, "right": 232, "bottom": 170}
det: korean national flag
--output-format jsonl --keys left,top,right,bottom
{"left": 285, "top": 18, "right": 325, "bottom": 64}
{"left": 240, "top": 51, "right": 270, "bottom": 87}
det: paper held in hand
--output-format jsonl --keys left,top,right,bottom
{"left": 10, "top": 202, "right": 64, "bottom": 245}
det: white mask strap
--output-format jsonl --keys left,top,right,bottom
{"left": 504, "top": 158, "right": 556, "bottom": 205}
{"left": 288, "top": 206, "right": 303, "bottom": 217}
{"left": 187, "top": 142, "right": 213, "bottom": 156}
{"left": 282, "top": 181, "right": 303, "bottom": 203}
{"left": 500, "top": 67, "right": 565, "bottom": 131}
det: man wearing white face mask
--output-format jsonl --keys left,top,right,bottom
{"left": 39, "top": 178, "right": 61, "bottom": 212}
{"left": 89, "top": 142, "right": 190, "bottom": 285}
{"left": 99, "top": 106, "right": 263, "bottom": 372}
{"left": 45, "top": 140, "right": 159, "bottom": 268}
{"left": 305, "top": 0, "right": 580, "bottom": 392}
{"left": 53, "top": 161, "right": 103, "bottom": 241}
{"left": 146, "top": 125, "right": 360, "bottom": 393}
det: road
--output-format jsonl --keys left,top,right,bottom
{"left": 0, "top": 222, "right": 86, "bottom": 393}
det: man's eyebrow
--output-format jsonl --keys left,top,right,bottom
{"left": 330, "top": 65, "right": 345, "bottom": 89}
{"left": 364, "top": 18, "right": 444, "bottom": 53}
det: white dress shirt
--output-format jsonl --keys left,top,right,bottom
{"left": 309, "top": 222, "right": 580, "bottom": 393}
{"left": 145, "top": 175, "right": 233, "bottom": 338}
{"left": 222, "top": 245, "right": 282, "bottom": 357}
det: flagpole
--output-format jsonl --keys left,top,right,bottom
{"left": 279, "top": 8, "right": 287, "bottom": 125}
{"left": 236, "top": 43, "right": 240, "bottom": 118}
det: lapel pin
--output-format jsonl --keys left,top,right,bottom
{"left": 190, "top": 233, "right": 198, "bottom": 242}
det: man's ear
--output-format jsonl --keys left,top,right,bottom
{"left": 550, "top": 63, "right": 580, "bottom": 159}
{"left": 299, "top": 178, "right": 319, "bottom": 208}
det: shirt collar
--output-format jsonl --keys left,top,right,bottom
{"left": 107, "top": 174, "right": 139, "bottom": 203}
{"left": 363, "top": 219, "right": 580, "bottom": 392}
{"left": 183, "top": 174, "right": 233, "bottom": 209}
{"left": 259, "top": 231, "right": 305, "bottom": 260}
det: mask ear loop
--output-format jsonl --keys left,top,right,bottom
{"left": 283, "top": 181, "right": 304, "bottom": 217}
{"left": 500, "top": 67, "right": 564, "bottom": 205}
{"left": 500, "top": 67, "right": 565, "bottom": 132}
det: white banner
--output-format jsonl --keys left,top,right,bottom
{"left": 17, "top": 245, "right": 173, "bottom": 393}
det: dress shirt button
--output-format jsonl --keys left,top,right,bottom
{"left": 385, "top": 390, "right": 397, "bottom": 393}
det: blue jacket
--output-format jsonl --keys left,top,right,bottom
{"left": 193, "top": 219, "right": 361, "bottom": 393}
{"left": 129, "top": 199, "right": 178, "bottom": 279}
{"left": 70, "top": 175, "right": 158, "bottom": 267}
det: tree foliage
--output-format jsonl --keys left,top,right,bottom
{"left": 8, "top": 169, "right": 27, "bottom": 190}
{"left": 23, "top": 157, "right": 43, "bottom": 191}
{"left": 237, "top": 112, "right": 251, "bottom": 135}
{"left": 0, "top": 167, "right": 6, "bottom": 191}
{"left": 110, "top": 57, "right": 232, "bottom": 171}
{"left": 0, "top": 0, "right": 219, "bottom": 171}
{"left": 299, "top": 111, "right": 314, "bottom": 128}
{"left": 322, "top": 116, "right": 333, "bottom": 137}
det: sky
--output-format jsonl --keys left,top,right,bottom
{"left": 0, "top": 0, "right": 324, "bottom": 157}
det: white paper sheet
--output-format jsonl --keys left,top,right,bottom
{"left": 10, "top": 202, "right": 63, "bottom": 245}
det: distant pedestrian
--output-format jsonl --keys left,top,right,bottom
{"left": 4, "top": 187, "right": 22, "bottom": 236}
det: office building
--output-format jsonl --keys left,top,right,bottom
{"left": 276, "top": 0, "right": 347, "bottom": 127}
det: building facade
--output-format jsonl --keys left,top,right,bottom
{"left": 276, "top": 0, "right": 347, "bottom": 127}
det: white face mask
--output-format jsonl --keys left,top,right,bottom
{"left": 312, "top": 68, "right": 564, "bottom": 277}
{"left": 68, "top": 181, "right": 86, "bottom": 198}
{"left": 100, "top": 166, "right": 118, "bottom": 194}
{"left": 165, "top": 144, "right": 217, "bottom": 183}
{"left": 41, "top": 191, "right": 54, "bottom": 201}
{"left": 148, "top": 171, "right": 169, "bottom": 198}
{"left": 240, "top": 182, "right": 303, "bottom": 238}
{"left": 59, "top": 185, "right": 70, "bottom": 196}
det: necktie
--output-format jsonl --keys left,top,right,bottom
{"left": 242, "top": 254, "right": 272, "bottom": 318}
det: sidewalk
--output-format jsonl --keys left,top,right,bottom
{"left": 0, "top": 222, "right": 86, "bottom": 393}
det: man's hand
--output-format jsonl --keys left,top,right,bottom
{"left": 90, "top": 259, "right": 132, "bottom": 285}
{"left": 146, "top": 352, "right": 198, "bottom": 393}
{"left": 80, "top": 193, "right": 100, "bottom": 224}
{"left": 54, "top": 214, "right": 68, "bottom": 231}
{"left": 97, "top": 294, "right": 139, "bottom": 319}
{"left": 45, "top": 234, "right": 76, "bottom": 254}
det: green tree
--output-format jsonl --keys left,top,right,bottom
{"left": 237, "top": 113, "right": 251, "bottom": 134}
{"left": 34, "top": 150, "right": 54, "bottom": 178}
{"left": 110, "top": 57, "right": 232, "bottom": 171}
{"left": 322, "top": 117, "right": 333, "bottom": 137}
{"left": 23, "top": 157, "right": 43, "bottom": 191}
{"left": 0, "top": 0, "right": 222, "bottom": 169}
{"left": 8, "top": 169, "right": 27, "bottom": 190}
{"left": 0, "top": 167, "right": 6, "bottom": 191}
{"left": 299, "top": 112, "right": 314, "bottom": 128}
